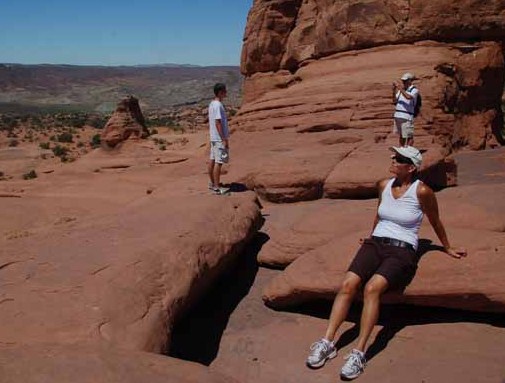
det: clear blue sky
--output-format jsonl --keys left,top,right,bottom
{"left": 0, "top": 0, "right": 253, "bottom": 66}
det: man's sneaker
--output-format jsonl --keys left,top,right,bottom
{"left": 306, "top": 338, "right": 337, "bottom": 368}
{"left": 213, "top": 186, "right": 230, "bottom": 195}
{"left": 209, "top": 182, "right": 226, "bottom": 191}
{"left": 340, "top": 349, "right": 366, "bottom": 380}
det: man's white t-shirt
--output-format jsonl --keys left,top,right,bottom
{"left": 208, "top": 100, "right": 229, "bottom": 142}
{"left": 394, "top": 86, "right": 419, "bottom": 121}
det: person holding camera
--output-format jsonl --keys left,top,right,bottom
{"left": 392, "top": 72, "right": 419, "bottom": 147}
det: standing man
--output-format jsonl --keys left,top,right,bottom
{"left": 208, "top": 83, "right": 230, "bottom": 195}
{"left": 393, "top": 72, "right": 419, "bottom": 147}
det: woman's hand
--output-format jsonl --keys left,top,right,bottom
{"left": 445, "top": 247, "right": 467, "bottom": 259}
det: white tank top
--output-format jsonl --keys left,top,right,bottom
{"left": 372, "top": 178, "right": 423, "bottom": 250}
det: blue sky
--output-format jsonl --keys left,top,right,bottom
{"left": 0, "top": 0, "right": 253, "bottom": 66}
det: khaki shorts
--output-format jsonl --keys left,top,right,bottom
{"left": 393, "top": 118, "right": 414, "bottom": 138}
{"left": 210, "top": 141, "right": 229, "bottom": 164}
{"left": 347, "top": 238, "right": 418, "bottom": 290}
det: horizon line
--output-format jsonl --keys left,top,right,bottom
{"left": 0, "top": 62, "right": 241, "bottom": 68}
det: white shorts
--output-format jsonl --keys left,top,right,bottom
{"left": 393, "top": 118, "right": 414, "bottom": 138}
{"left": 210, "top": 141, "right": 229, "bottom": 164}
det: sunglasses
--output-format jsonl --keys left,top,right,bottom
{"left": 392, "top": 155, "right": 413, "bottom": 165}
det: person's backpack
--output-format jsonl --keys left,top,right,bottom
{"left": 412, "top": 87, "right": 422, "bottom": 118}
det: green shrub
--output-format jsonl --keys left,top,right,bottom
{"left": 90, "top": 134, "right": 101, "bottom": 148}
{"left": 52, "top": 145, "right": 69, "bottom": 157}
{"left": 57, "top": 132, "right": 73, "bottom": 143}
{"left": 153, "top": 137, "right": 167, "bottom": 145}
{"left": 39, "top": 142, "right": 50, "bottom": 150}
{"left": 22, "top": 170, "right": 37, "bottom": 180}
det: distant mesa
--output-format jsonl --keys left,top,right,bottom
{"left": 101, "top": 95, "right": 149, "bottom": 148}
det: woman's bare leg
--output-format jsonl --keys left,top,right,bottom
{"left": 355, "top": 274, "right": 389, "bottom": 351}
{"left": 324, "top": 272, "right": 362, "bottom": 340}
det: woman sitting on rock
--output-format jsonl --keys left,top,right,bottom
{"left": 306, "top": 146, "right": 467, "bottom": 380}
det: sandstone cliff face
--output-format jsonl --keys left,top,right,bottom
{"left": 233, "top": 0, "right": 505, "bottom": 202}
{"left": 239, "top": 0, "right": 505, "bottom": 148}
{"left": 242, "top": 0, "right": 505, "bottom": 75}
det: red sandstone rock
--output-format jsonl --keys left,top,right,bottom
{"left": 258, "top": 181, "right": 505, "bottom": 268}
{"left": 238, "top": 2, "right": 505, "bottom": 198}
{"left": 233, "top": 41, "right": 504, "bottom": 201}
{"left": 241, "top": 0, "right": 505, "bottom": 75}
{"left": 262, "top": 227, "right": 505, "bottom": 312}
{"left": 101, "top": 96, "right": 149, "bottom": 148}
{"left": 0, "top": 344, "right": 238, "bottom": 383}
{"left": 258, "top": 199, "right": 375, "bottom": 267}
{"left": 0, "top": 145, "right": 262, "bottom": 353}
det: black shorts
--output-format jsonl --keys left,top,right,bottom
{"left": 347, "top": 238, "right": 418, "bottom": 290}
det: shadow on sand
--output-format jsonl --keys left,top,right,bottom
{"left": 167, "top": 232, "right": 269, "bottom": 365}
{"left": 227, "top": 182, "right": 249, "bottom": 193}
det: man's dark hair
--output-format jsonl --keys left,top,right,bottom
{"left": 214, "top": 83, "right": 227, "bottom": 96}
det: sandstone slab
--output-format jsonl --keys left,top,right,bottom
{"left": 0, "top": 152, "right": 262, "bottom": 354}
{"left": 257, "top": 199, "right": 375, "bottom": 267}
{"left": 263, "top": 228, "right": 505, "bottom": 312}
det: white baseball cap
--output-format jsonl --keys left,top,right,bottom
{"left": 390, "top": 146, "right": 423, "bottom": 169}
{"left": 401, "top": 72, "right": 415, "bottom": 81}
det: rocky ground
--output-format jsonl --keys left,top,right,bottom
{"left": 1, "top": 122, "right": 504, "bottom": 381}
{"left": 2, "top": 1, "right": 505, "bottom": 380}
{"left": 171, "top": 147, "right": 505, "bottom": 383}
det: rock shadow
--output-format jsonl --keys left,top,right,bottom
{"left": 167, "top": 232, "right": 269, "bottom": 365}
{"left": 227, "top": 182, "right": 249, "bottom": 193}
{"left": 365, "top": 303, "right": 505, "bottom": 362}
{"left": 290, "top": 299, "right": 505, "bottom": 367}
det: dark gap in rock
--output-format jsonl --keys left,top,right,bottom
{"left": 167, "top": 232, "right": 269, "bottom": 365}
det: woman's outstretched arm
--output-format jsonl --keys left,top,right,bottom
{"left": 418, "top": 183, "right": 467, "bottom": 258}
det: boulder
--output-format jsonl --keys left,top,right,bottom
{"left": 226, "top": 130, "right": 361, "bottom": 203}
{"left": 101, "top": 96, "right": 149, "bottom": 148}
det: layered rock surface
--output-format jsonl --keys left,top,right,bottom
{"left": 0, "top": 133, "right": 262, "bottom": 380}
{"left": 235, "top": 1, "right": 505, "bottom": 202}
{"left": 260, "top": 149, "right": 505, "bottom": 313}
{"left": 241, "top": 0, "right": 505, "bottom": 75}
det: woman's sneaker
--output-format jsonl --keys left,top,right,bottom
{"left": 340, "top": 349, "right": 366, "bottom": 380}
{"left": 306, "top": 338, "right": 337, "bottom": 368}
